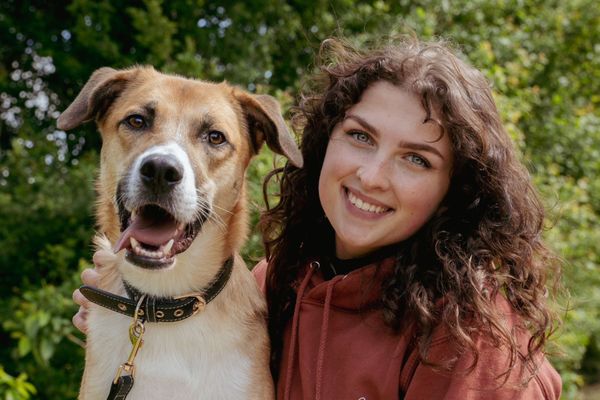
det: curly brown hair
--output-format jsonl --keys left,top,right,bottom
{"left": 260, "top": 37, "right": 559, "bottom": 382}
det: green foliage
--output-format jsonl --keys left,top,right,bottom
{"left": 0, "top": 366, "right": 36, "bottom": 400}
{"left": 0, "top": 137, "right": 96, "bottom": 291}
{"left": 1, "top": 262, "right": 86, "bottom": 400}
{"left": 0, "top": 1, "right": 598, "bottom": 398}
{"left": 127, "top": 0, "right": 177, "bottom": 65}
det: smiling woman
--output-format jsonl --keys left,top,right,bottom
{"left": 260, "top": 37, "right": 562, "bottom": 399}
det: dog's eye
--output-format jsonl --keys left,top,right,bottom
{"left": 207, "top": 131, "right": 226, "bottom": 146}
{"left": 125, "top": 115, "right": 146, "bottom": 130}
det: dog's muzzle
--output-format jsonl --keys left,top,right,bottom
{"left": 114, "top": 152, "right": 209, "bottom": 270}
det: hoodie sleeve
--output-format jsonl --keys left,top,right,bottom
{"left": 403, "top": 337, "right": 561, "bottom": 399}
{"left": 402, "top": 298, "right": 562, "bottom": 399}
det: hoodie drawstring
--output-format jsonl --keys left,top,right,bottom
{"left": 315, "top": 277, "right": 337, "bottom": 400}
{"left": 283, "top": 262, "right": 317, "bottom": 400}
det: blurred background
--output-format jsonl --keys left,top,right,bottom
{"left": 0, "top": 1, "right": 598, "bottom": 399}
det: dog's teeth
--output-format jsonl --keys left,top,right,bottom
{"left": 131, "top": 209, "right": 137, "bottom": 220}
{"left": 129, "top": 237, "right": 168, "bottom": 259}
{"left": 131, "top": 237, "right": 141, "bottom": 251}
{"left": 139, "top": 248, "right": 164, "bottom": 258}
{"left": 146, "top": 249, "right": 164, "bottom": 259}
{"left": 162, "top": 239, "right": 174, "bottom": 255}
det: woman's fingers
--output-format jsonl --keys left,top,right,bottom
{"left": 81, "top": 268, "right": 101, "bottom": 287}
{"left": 73, "top": 287, "right": 90, "bottom": 307}
{"left": 73, "top": 248, "right": 115, "bottom": 334}
{"left": 72, "top": 288, "right": 90, "bottom": 334}
{"left": 72, "top": 305, "right": 88, "bottom": 334}
{"left": 93, "top": 249, "right": 114, "bottom": 268}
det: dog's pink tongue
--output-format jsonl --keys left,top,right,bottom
{"left": 114, "top": 215, "right": 180, "bottom": 253}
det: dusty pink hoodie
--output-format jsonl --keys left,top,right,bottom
{"left": 253, "top": 258, "right": 561, "bottom": 399}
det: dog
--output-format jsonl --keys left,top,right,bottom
{"left": 57, "top": 66, "right": 302, "bottom": 400}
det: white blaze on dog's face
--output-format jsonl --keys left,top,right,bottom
{"left": 125, "top": 142, "right": 201, "bottom": 224}
{"left": 57, "top": 67, "right": 302, "bottom": 293}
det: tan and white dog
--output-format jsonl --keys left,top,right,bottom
{"left": 57, "top": 67, "right": 302, "bottom": 400}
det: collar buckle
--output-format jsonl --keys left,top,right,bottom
{"left": 173, "top": 293, "right": 206, "bottom": 316}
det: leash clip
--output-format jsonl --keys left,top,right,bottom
{"left": 113, "top": 295, "right": 146, "bottom": 384}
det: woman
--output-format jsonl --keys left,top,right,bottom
{"left": 75, "top": 37, "right": 562, "bottom": 399}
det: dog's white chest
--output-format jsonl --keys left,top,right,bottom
{"left": 84, "top": 307, "right": 252, "bottom": 400}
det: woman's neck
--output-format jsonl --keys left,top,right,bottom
{"left": 323, "top": 245, "right": 398, "bottom": 280}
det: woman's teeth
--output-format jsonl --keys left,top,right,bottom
{"left": 347, "top": 191, "right": 388, "bottom": 214}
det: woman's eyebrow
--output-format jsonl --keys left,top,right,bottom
{"left": 397, "top": 141, "right": 445, "bottom": 160}
{"left": 345, "top": 113, "right": 445, "bottom": 160}
{"left": 345, "top": 113, "right": 379, "bottom": 136}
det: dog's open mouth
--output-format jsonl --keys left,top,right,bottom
{"left": 114, "top": 204, "right": 203, "bottom": 269}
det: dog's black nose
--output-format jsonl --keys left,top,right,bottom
{"left": 140, "top": 154, "right": 184, "bottom": 193}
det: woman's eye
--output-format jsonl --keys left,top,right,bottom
{"left": 406, "top": 154, "right": 430, "bottom": 168}
{"left": 125, "top": 115, "right": 146, "bottom": 129}
{"left": 350, "top": 131, "right": 371, "bottom": 144}
{"left": 204, "top": 130, "right": 227, "bottom": 146}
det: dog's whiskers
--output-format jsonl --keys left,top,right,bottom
{"left": 212, "top": 203, "right": 234, "bottom": 216}
{"left": 209, "top": 214, "right": 227, "bottom": 233}
{"left": 193, "top": 197, "right": 229, "bottom": 232}
{"left": 206, "top": 210, "right": 228, "bottom": 232}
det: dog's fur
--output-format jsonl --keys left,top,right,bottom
{"left": 58, "top": 66, "right": 302, "bottom": 400}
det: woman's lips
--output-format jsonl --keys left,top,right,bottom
{"left": 343, "top": 187, "right": 393, "bottom": 217}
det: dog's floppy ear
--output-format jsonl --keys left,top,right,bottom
{"left": 236, "top": 92, "right": 303, "bottom": 168}
{"left": 57, "top": 67, "right": 135, "bottom": 131}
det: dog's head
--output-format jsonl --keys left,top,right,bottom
{"left": 58, "top": 67, "right": 301, "bottom": 279}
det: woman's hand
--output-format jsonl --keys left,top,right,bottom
{"left": 72, "top": 249, "right": 113, "bottom": 334}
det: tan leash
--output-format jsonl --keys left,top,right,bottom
{"left": 107, "top": 295, "right": 146, "bottom": 400}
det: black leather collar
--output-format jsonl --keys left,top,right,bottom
{"left": 80, "top": 257, "right": 234, "bottom": 323}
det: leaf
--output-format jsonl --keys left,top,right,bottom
{"left": 39, "top": 339, "right": 54, "bottom": 364}
{"left": 17, "top": 337, "right": 31, "bottom": 357}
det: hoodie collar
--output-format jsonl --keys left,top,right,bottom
{"left": 322, "top": 245, "right": 399, "bottom": 280}
{"left": 303, "top": 254, "right": 396, "bottom": 311}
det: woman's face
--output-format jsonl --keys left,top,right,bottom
{"left": 318, "top": 81, "right": 454, "bottom": 259}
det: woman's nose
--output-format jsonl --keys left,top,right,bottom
{"left": 356, "top": 159, "right": 391, "bottom": 191}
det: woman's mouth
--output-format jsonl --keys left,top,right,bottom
{"left": 345, "top": 188, "right": 393, "bottom": 215}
